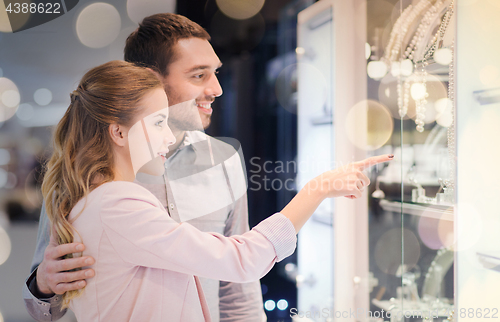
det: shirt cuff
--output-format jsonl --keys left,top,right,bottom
{"left": 252, "top": 213, "right": 297, "bottom": 262}
{"left": 27, "top": 269, "right": 55, "bottom": 299}
{"left": 23, "top": 269, "right": 66, "bottom": 321}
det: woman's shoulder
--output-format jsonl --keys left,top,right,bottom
{"left": 96, "top": 181, "right": 163, "bottom": 208}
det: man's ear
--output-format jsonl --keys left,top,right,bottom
{"left": 109, "top": 123, "right": 127, "bottom": 147}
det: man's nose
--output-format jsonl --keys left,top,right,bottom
{"left": 205, "top": 73, "right": 223, "bottom": 98}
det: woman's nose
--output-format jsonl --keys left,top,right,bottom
{"left": 164, "top": 128, "right": 176, "bottom": 147}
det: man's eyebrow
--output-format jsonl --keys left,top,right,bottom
{"left": 186, "top": 63, "right": 223, "bottom": 73}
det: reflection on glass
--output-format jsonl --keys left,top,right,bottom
{"left": 345, "top": 99, "right": 393, "bottom": 150}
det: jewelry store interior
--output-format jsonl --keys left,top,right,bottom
{"left": 1, "top": 0, "right": 499, "bottom": 321}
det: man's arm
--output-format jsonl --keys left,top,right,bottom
{"left": 219, "top": 193, "right": 267, "bottom": 322}
{"left": 22, "top": 202, "right": 95, "bottom": 321}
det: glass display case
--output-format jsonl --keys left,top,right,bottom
{"left": 296, "top": 0, "right": 500, "bottom": 321}
{"left": 367, "top": 0, "right": 456, "bottom": 321}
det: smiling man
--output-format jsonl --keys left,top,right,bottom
{"left": 23, "top": 13, "right": 265, "bottom": 322}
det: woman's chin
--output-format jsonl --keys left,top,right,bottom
{"left": 137, "top": 156, "right": 165, "bottom": 177}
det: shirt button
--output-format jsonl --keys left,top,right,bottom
{"left": 44, "top": 313, "right": 49, "bottom": 316}
{"left": 169, "top": 204, "right": 175, "bottom": 210}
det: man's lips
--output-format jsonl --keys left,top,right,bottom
{"left": 197, "top": 102, "right": 213, "bottom": 114}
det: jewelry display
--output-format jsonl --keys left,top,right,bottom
{"left": 381, "top": 1, "right": 431, "bottom": 66}
{"left": 403, "top": 0, "right": 445, "bottom": 61}
{"left": 394, "top": 0, "right": 453, "bottom": 129}
{"left": 414, "top": 61, "right": 429, "bottom": 132}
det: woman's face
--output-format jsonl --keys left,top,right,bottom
{"left": 127, "top": 88, "right": 176, "bottom": 176}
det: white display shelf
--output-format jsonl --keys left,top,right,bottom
{"left": 379, "top": 199, "right": 454, "bottom": 221}
{"left": 372, "top": 299, "right": 453, "bottom": 318}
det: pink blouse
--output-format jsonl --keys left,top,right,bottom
{"left": 68, "top": 181, "right": 296, "bottom": 321}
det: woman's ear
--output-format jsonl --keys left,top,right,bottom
{"left": 109, "top": 123, "right": 127, "bottom": 147}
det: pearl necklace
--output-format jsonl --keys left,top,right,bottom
{"left": 403, "top": 0, "right": 445, "bottom": 61}
{"left": 422, "top": 0, "right": 454, "bottom": 61}
{"left": 414, "top": 61, "right": 429, "bottom": 132}
{"left": 381, "top": 0, "right": 432, "bottom": 66}
{"left": 397, "top": 0, "right": 454, "bottom": 127}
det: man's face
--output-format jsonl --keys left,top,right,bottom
{"left": 162, "top": 37, "right": 223, "bottom": 131}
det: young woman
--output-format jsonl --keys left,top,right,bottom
{"left": 42, "top": 60, "right": 392, "bottom": 321}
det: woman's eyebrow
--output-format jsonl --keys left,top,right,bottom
{"left": 154, "top": 113, "right": 166, "bottom": 119}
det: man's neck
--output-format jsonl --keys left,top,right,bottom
{"left": 166, "top": 130, "right": 187, "bottom": 158}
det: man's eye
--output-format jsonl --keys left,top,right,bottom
{"left": 194, "top": 74, "right": 204, "bottom": 79}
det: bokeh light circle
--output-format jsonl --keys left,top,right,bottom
{"left": 435, "top": 98, "right": 453, "bottom": 127}
{"left": 367, "top": 61, "right": 388, "bottom": 80}
{"left": 374, "top": 228, "right": 421, "bottom": 275}
{"left": 76, "top": 3, "right": 121, "bottom": 48}
{"left": 264, "top": 299, "right": 276, "bottom": 311}
{"left": 0, "top": 77, "right": 20, "bottom": 122}
{"left": 345, "top": 99, "right": 393, "bottom": 151}
{"left": 216, "top": 0, "right": 265, "bottom": 20}
{"left": 1, "top": 89, "right": 20, "bottom": 107}
{"left": 437, "top": 209, "right": 455, "bottom": 248}
{"left": 434, "top": 48, "right": 452, "bottom": 66}
{"left": 277, "top": 299, "right": 288, "bottom": 310}
{"left": 0, "top": 168, "right": 7, "bottom": 188}
{"left": 16, "top": 103, "right": 34, "bottom": 121}
{"left": 0, "top": 149, "right": 10, "bottom": 165}
{"left": 34, "top": 88, "right": 52, "bottom": 106}
{"left": 479, "top": 65, "right": 499, "bottom": 86}
{"left": 0, "top": 225, "right": 11, "bottom": 265}
{"left": 5, "top": 172, "right": 17, "bottom": 189}
{"left": 417, "top": 209, "right": 454, "bottom": 250}
{"left": 126, "top": 0, "right": 176, "bottom": 25}
{"left": 453, "top": 202, "right": 483, "bottom": 252}
{"left": 276, "top": 63, "right": 327, "bottom": 115}
{"left": 406, "top": 73, "right": 447, "bottom": 124}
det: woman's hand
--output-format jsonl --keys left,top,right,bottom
{"left": 281, "top": 154, "right": 393, "bottom": 233}
{"left": 306, "top": 154, "right": 394, "bottom": 199}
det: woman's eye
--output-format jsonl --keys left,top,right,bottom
{"left": 155, "top": 120, "right": 164, "bottom": 127}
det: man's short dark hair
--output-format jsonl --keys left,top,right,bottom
{"left": 124, "top": 13, "right": 210, "bottom": 76}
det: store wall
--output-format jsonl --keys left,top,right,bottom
{"left": 456, "top": 0, "right": 500, "bottom": 318}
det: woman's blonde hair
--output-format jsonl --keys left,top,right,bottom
{"left": 41, "top": 60, "right": 162, "bottom": 308}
